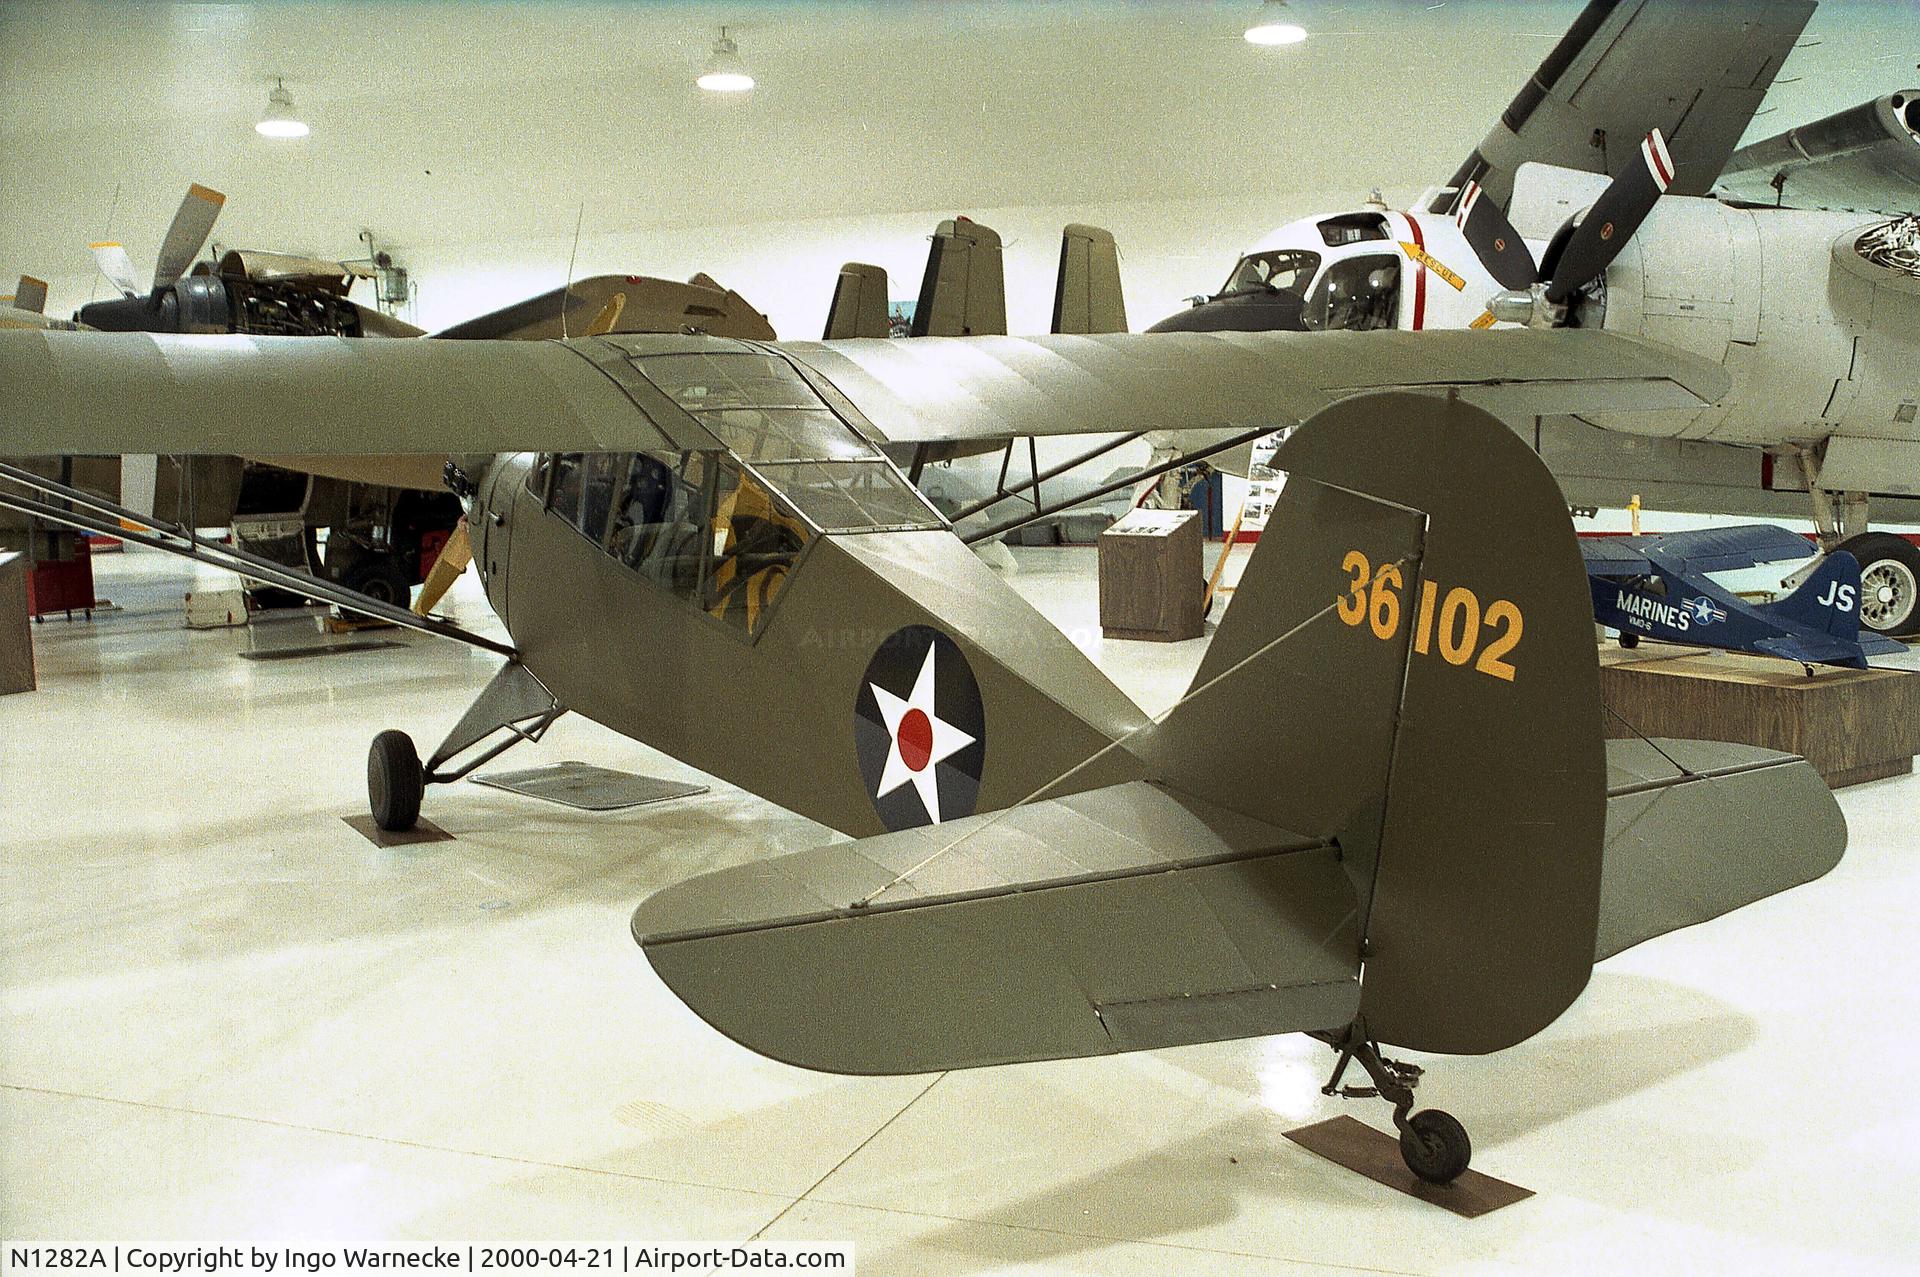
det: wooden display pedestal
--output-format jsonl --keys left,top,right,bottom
{"left": 1599, "top": 644, "right": 1920, "bottom": 788}
{"left": 0, "top": 552, "right": 34, "bottom": 694}
{"left": 1098, "top": 508, "right": 1203, "bottom": 642}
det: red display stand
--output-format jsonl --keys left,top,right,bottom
{"left": 27, "top": 540, "right": 98, "bottom": 620}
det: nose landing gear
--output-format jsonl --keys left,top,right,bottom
{"left": 1315, "top": 1024, "right": 1473, "bottom": 1185}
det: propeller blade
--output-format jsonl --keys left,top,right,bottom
{"left": 1454, "top": 181, "right": 1538, "bottom": 292}
{"left": 412, "top": 517, "right": 472, "bottom": 617}
{"left": 585, "top": 292, "right": 628, "bottom": 336}
{"left": 1544, "top": 129, "right": 1674, "bottom": 305}
{"left": 13, "top": 275, "right": 48, "bottom": 314}
{"left": 151, "top": 183, "right": 226, "bottom": 290}
{"left": 91, "top": 243, "right": 142, "bottom": 297}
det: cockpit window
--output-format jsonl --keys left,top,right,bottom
{"left": 1317, "top": 214, "right": 1391, "bottom": 247}
{"left": 631, "top": 350, "right": 938, "bottom": 532}
{"left": 543, "top": 447, "right": 810, "bottom": 636}
{"left": 607, "top": 450, "right": 713, "bottom": 602}
{"left": 697, "top": 408, "right": 880, "bottom": 463}
{"left": 536, "top": 349, "right": 941, "bottom": 637}
{"left": 754, "top": 461, "right": 942, "bottom": 530}
{"left": 707, "top": 459, "right": 810, "bottom": 631}
{"left": 1220, "top": 249, "right": 1321, "bottom": 297}
{"left": 639, "top": 352, "right": 821, "bottom": 411}
{"left": 1303, "top": 254, "right": 1401, "bottom": 332}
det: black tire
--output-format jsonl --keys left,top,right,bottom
{"left": 1837, "top": 532, "right": 1920, "bottom": 638}
{"left": 1399, "top": 1109, "right": 1472, "bottom": 1184}
{"left": 1618, "top": 631, "right": 1641, "bottom": 649}
{"left": 342, "top": 554, "right": 412, "bottom": 608}
{"left": 368, "top": 730, "right": 423, "bottom": 832}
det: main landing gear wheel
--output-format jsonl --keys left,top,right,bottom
{"left": 368, "top": 729, "right": 424, "bottom": 832}
{"left": 1838, "top": 532, "right": 1920, "bottom": 638}
{"left": 1399, "top": 1109, "right": 1472, "bottom": 1184}
{"left": 343, "top": 555, "right": 413, "bottom": 608}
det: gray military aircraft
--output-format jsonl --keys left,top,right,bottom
{"left": 1158, "top": 0, "right": 1920, "bottom": 638}
{"left": 0, "top": 308, "right": 1846, "bottom": 1186}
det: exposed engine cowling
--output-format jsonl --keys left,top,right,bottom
{"left": 1590, "top": 199, "right": 1920, "bottom": 466}
{"left": 75, "top": 272, "right": 374, "bottom": 337}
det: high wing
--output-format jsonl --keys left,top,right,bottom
{"left": 1578, "top": 537, "right": 1656, "bottom": 576}
{"left": 1634, "top": 523, "right": 1814, "bottom": 575}
{"left": 0, "top": 328, "right": 1730, "bottom": 458}
{"left": 1440, "top": 0, "right": 1815, "bottom": 209}
{"left": 633, "top": 780, "right": 1358, "bottom": 1074}
{"left": 1717, "top": 91, "right": 1920, "bottom": 215}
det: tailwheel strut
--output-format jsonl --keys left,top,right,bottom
{"left": 1314, "top": 1024, "right": 1472, "bottom": 1185}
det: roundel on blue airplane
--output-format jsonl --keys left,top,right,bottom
{"left": 854, "top": 625, "right": 986, "bottom": 831}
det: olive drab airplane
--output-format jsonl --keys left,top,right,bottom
{"left": 1158, "top": 0, "right": 1920, "bottom": 639}
{"left": 0, "top": 311, "right": 1846, "bottom": 1187}
{"left": 0, "top": 0, "right": 1874, "bottom": 1191}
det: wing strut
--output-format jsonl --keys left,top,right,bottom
{"left": 0, "top": 462, "right": 514, "bottom": 656}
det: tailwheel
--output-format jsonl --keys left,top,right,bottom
{"left": 1316, "top": 1022, "right": 1475, "bottom": 1186}
{"left": 1399, "top": 1109, "right": 1472, "bottom": 1184}
{"left": 368, "top": 729, "right": 424, "bottom": 831}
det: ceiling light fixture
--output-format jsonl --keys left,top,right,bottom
{"left": 697, "top": 26, "right": 755, "bottom": 93}
{"left": 255, "top": 77, "right": 309, "bottom": 138}
{"left": 1244, "top": 0, "right": 1307, "bottom": 45}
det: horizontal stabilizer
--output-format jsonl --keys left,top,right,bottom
{"left": 634, "top": 781, "right": 1359, "bottom": 1074}
{"left": 1599, "top": 739, "right": 1845, "bottom": 961}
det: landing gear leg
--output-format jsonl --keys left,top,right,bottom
{"left": 365, "top": 661, "right": 565, "bottom": 831}
{"left": 1315, "top": 1023, "right": 1472, "bottom": 1184}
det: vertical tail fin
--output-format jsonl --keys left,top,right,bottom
{"left": 1769, "top": 551, "right": 1863, "bottom": 639}
{"left": 1135, "top": 393, "right": 1607, "bottom": 1056}
{"left": 1051, "top": 224, "right": 1127, "bottom": 334}
{"left": 822, "top": 263, "right": 890, "bottom": 339}
{"left": 910, "top": 217, "right": 1006, "bottom": 337}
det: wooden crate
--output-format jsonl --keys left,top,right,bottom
{"left": 1599, "top": 644, "right": 1920, "bottom": 787}
{"left": 1098, "top": 508, "right": 1204, "bottom": 642}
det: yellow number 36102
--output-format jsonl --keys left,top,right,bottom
{"left": 1337, "top": 549, "right": 1522, "bottom": 683}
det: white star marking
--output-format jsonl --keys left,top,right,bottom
{"left": 868, "top": 643, "right": 976, "bottom": 825}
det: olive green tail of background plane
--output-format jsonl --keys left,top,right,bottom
{"left": 0, "top": 318, "right": 1840, "bottom": 1185}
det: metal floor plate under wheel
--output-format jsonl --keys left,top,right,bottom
{"left": 470, "top": 762, "right": 708, "bottom": 811}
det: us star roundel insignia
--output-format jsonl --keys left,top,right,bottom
{"left": 854, "top": 625, "right": 987, "bottom": 830}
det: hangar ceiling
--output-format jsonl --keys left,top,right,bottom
{"left": 0, "top": 0, "right": 1913, "bottom": 292}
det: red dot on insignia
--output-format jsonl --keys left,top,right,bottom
{"left": 899, "top": 709, "right": 934, "bottom": 771}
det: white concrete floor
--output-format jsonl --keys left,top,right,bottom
{"left": 2, "top": 544, "right": 1917, "bottom": 1275}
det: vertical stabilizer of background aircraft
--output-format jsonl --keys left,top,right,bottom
{"left": 822, "top": 262, "right": 890, "bottom": 338}
{"left": 912, "top": 216, "right": 1006, "bottom": 336}
{"left": 1051, "top": 223, "right": 1127, "bottom": 335}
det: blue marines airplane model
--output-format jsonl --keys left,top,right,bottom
{"left": 1583, "top": 524, "right": 1908, "bottom": 669}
